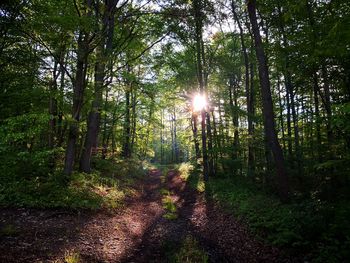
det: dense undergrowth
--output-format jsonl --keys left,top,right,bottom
{"left": 0, "top": 156, "right": 148, "bottom": 209}
{"left": 177, "top": 162, "right": 350, "bottom": 263}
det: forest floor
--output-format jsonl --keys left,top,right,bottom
{"left": 0, "top": 168, "right": 297, "bottom": 263}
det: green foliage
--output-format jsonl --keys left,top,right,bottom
{"left": 207, "top": 177, "right": 350, "bottom": 262}
{"left": 173, "top": 235, "right": 209, "bottom": 263}
{"left": 0, "top": 158, "right": 145, "bottom": 210}
{"left": 161, "top": 185, "right": 178, "bottom": 220}
{"left": 63, "top": 250, "right": 81, "bottom": 263}
{"left": 0, "top": 224, "right": 18, "bottom": 237}
{"left": 177, "top": 162, "right": 194, "bottom": 181}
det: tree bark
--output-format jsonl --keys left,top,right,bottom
{"left": 122, "top": 83, "right": 131, "bottom": 158}
{"left": 193, "top": 0, "right": 209, "bottom": 180}
{"left": 63, "top": 27, "right": 91, "bottom": 175}
{"left": 247, "top": 0, "right": 289, "bottom": 200}
{"left": 80, "top": 0, "right": 116, "bottom": 172}
{"left": 191, "top": 112, "right": 201, "bottom": 159}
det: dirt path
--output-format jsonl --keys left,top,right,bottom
{"left": 0, "top": 169, "right": 296, "bottom": 262}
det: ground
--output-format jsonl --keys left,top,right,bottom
{"left": 0, "top": 169, "right": 298, "bottom": 262}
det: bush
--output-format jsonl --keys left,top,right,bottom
{"left": 206, "top": 176, "right": 350, "bottom": 262}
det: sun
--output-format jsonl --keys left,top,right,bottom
{"left": 192, "top": 94, "right": 207, "bottom": 112}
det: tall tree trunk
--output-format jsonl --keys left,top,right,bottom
{"left": 313, "top": 73, "right": 322, "bottom": 161}
{"left": 122, "top": 84, "right": 131, "bottom": 158}
{"left": 247, "top": 0, "right": 289, "bottom": 200}
{"left": 277, "top": 77, "right": 286, "bottom": 151}
{"left": 277, "top": 4, "right": 301, "bottom": 172}
{"left": 80, "top": 45, "right": 104, "bottom": 171}
{"left": 191, "top": 112, "right": 201, "bottom": 159}
{"left": 211, "top": 109, "right": 220, "bottom": 172}
{"left": 232, "top": 1, "right": 254, "bottom": 176}
{"left": 206, "top": 111, "right": 215, "bottom": 176}
{"left": 101, "top": 87, "right": 109, "bottom": 159}
{"left": 130, "top": 86, "right": 137, "bottom": 154}
{"left": 229, "top": 77, "right": 240, "bottom": 158}
{"left": 321, "top": 64, "right": 333, "bottom": 151}
{"left": 49, "top": 60, "right": 58, "bottom": 150}
{"left": 63, "top": 25, "right": 91, "bottom": 175}
{"left": 57, "top": 51, "right": 66, "bottom": 147}
{"left": 193, "top": 0, "right": 209, "bottom": 180}
{"left": 80, "top": 0, "right": 116, "bottom": 172}
{"left": 248, "top": 49, "right": 255, "bottom": 177}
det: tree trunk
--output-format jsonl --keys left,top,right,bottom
{"left": 191, "top": 112, "right": 201, "bottom": 159}
{"left": 130, "top": 86, "right": 137, "bottom": 154}
{"left": 49, "top": 60, "right": 58, "bottom": 150}
{"left": 206, "top": 110, "right": 215, "bottom": 176}
{"left": 80, "top": 0, "right": 116, "bottom": 172}
{"left": 321, "top": 64, "right": 333, "bottom": 151}
{"left": 313, "top": 73, "right": 322, "bottom": 162}
{"left": 57, "top": 51, "right": 66, "bottom": 147}
{"left": 232, "top": 1, "right": 254, "bottom": 176}
{"left": 122, "top": 85, "right": 131, "bottom": 158}
{"left": 80, "top": 45, "right": 104, "bottom": 172}
{"left": 247, "top": 0, "right": 289, "bottom": 200}
{"left": 63, "top": 29, "right": 90, "bottom": 175}
{"left": 193, "top": 0, "right": 209, "bottom": 180}
{"left": 248, "top": 50, "right": 255, "bottom": 177}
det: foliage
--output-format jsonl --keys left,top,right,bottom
{"left": 0, "top": 224, "right": 18, "bottom": 237}
{"left": 173, "top": 235, "right": 209, "bottom": 263}
{"left": 0, "top": 158, "right": 145, "bottom": 210}
{"left": 206, "top": 176, "right": 350, "bottom": 262}
{"left": 63, "top": 250, "right": 81, "bottom": 263}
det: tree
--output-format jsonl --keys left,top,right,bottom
{"left": 247, "top": 0, "right": 289, "bottom": 200}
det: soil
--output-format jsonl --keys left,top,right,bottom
{"left": 0, "top": 169, "right": 298, "bottom": 262}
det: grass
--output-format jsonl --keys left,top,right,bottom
{"left": 162, "top": 235, "right": 209, "bottom": 263}
{"left": 0, "top": 224, "right": 18, "bottom": 237}
{"left": 176, "top": 162, "right": 205, "bottom": 192}
{"left": 0, "top": 158, "right": 146, "bottom": 210}
{"left": 162, "top": 194, "right": 178, "bottom": 220}
{"left": 159, "top": 166, "right": 178, "bottom": 220}
{"left": 64, "top": 250, "right": 81, "bottom": 263}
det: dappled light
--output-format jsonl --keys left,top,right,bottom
{"left": 1, "top": 0, "right": 349, "bottom": 262}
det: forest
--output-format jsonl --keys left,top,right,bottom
{"left": 1, "top": 0, "right": 350, "bottom": 262}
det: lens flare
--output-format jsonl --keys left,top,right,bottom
{"left": 193, "top": 94, "right": 207, "bottom": 112}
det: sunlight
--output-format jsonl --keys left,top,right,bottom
{"left": 192, "top": 94, "right": 207, "bottom": 112}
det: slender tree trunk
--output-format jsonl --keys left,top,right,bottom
{"left": 160, "top": 109, "right": 164, "bottom": 163}
{"left": 228, "top": 77, "right": 239, "bottom": 165}
{"left": 277, "top": 4, "right": 301, "bottom": 172}
{"left": 277, "top": 77, "right": 286, "bottom": 151}
{"left": 63, "top": 28, "right": 90, "bottom": 175}
{"left": 232, "top": 1, "right": 254, "bottom": 177}
{"left": 247, "top": 0, "right": 289, "bottom": 200}
{"left": 193, "top": 0, "right": 209, "bottom": 180}
{"left": 122, "top": 84, "right": 131, "bottom": 158}
{"left": 321, "top": 64, "right": 333, "bottom": 151}
{"left": 285, "top": 78, "right": 293, "bottom": 159}
{"left": 57, "top": 51, "right": 66, "bottom": 147}
{"left": 130, "top": 87, "right": 137, "bottom": 154}
{"left": 211, "top": 109, "right": 220, "bottom": 172}
{"left": 248, "top": 51, "right": 255, "bottom": 177}
{"left": 101, "top": 87, "right": 109, "bottom": 159}
{"left": 313, "top": 73, "right": 322, "bottom": 161}
{"left": 80, "top": 0, "right": 116, "bottom": 171}
{"left": 206, "top": 111, "right": 215, "bottom": 176}
{"left": 49, "top": 60, "right": 58, "bottom": 150}
{"left": 191, "top": 112, "right": 201, "bottom": 159}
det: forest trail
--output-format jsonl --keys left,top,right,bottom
{"left": 0, "top": 169, "right": 293, "bottom": 263}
